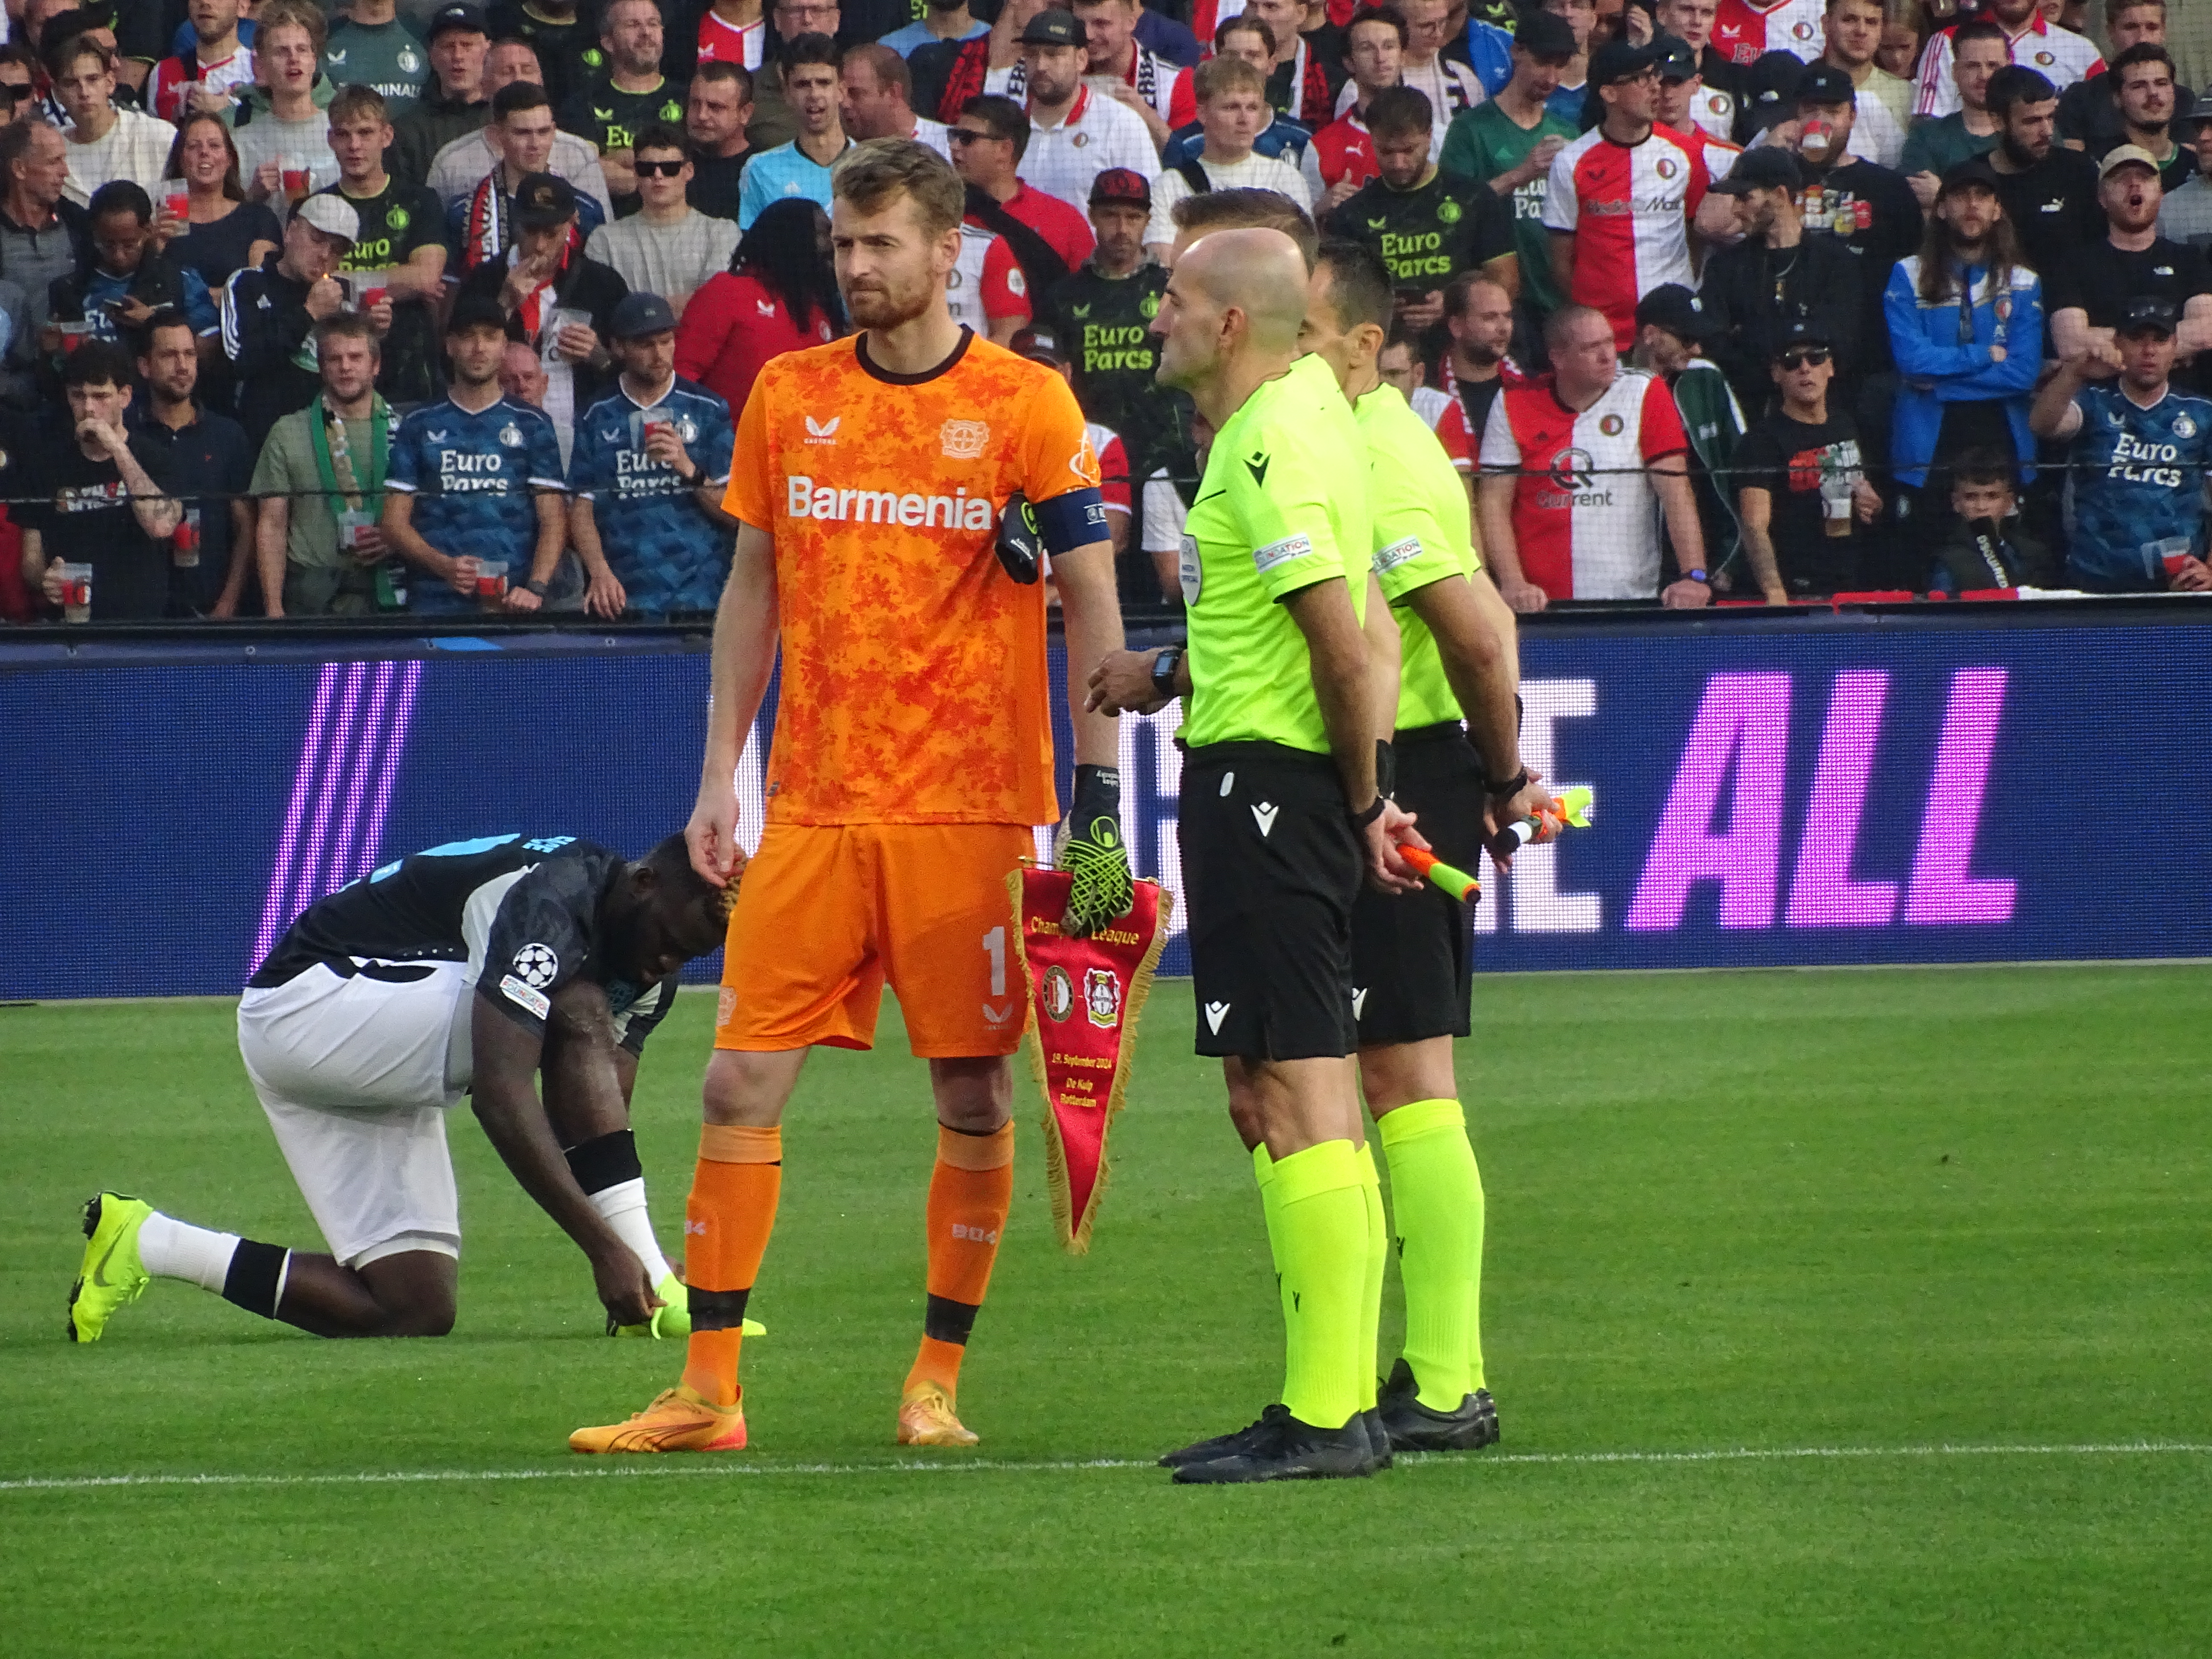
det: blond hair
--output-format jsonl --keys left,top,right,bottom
{"left": 831, "top": 137, "right": 964, "bottom": 239}
{"left": 1193, "top": 53, "right": 1267, "bottom": 105}
{"left": 256, "top": 0, "right": 329, "bottom": 58}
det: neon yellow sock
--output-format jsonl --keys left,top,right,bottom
{"left": 1269, "top": 1140, "right": 1366, "bottom": 1430}
{"left": 1354, "top": 1141, "right": 1385, "bottom": 1412}
{"left": 1377, "top": 1098, "right": 1480, "bottom": 1408}
{"left": 1252, "top": 1143, "right": 1289, "bottom": 1400}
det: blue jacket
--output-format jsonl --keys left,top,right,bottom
{"left": 1883, "top": 255, "right": 2042, "bottom": 487}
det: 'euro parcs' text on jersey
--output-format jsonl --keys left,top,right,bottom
{"left": 249, "top": 832, "right": 678, "bottom": 1057}
{"left": 385, "top": 395, "right": 566, "bottom": 611}
{"left": 1357, "top": 385, "right": 1481, "bottom": 733}
{"left": 1542, "top": 125, "right": 1709, "bottom": 352}
{"left": 723, "top": 329, "right": 1106, "bottom": 827}
{"left": 1180, "top": 354, "right": 1371, "bottom": 754}
{"left": 570, "top": 377, "right": 737, "bottom": 614}
{"left": 2061, "top": 382, "right": 2212, "bottom": 590}
{"left": 1479, "top": 370, "right": 1691, "bottom": 601}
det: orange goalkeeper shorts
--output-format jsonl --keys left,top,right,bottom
{"left": 715, "top": 821, "right": 1035, "bottom": 1058}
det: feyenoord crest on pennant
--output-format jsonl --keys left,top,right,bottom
{"left": 1007, "top": 866, "right": 1173, "bottom": 1253}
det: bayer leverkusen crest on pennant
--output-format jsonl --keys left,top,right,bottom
{"left": 1006, "top": 866, "right": 1173, "bottom": 1254}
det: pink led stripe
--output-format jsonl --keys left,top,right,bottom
{"left": 252, "top": 663, "right": 343, "bottom": 970}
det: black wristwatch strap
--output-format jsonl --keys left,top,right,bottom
{"left": 1484, "top": 765, "right": 1531, "bottom": 800}
{"left": 1151, "top": 645, "right": 1184, "bottom": 699}
{"left": 525, "top": 577, "right": 551, "bottom": 597}
{"left": 1350, "top": 794, "right": 1387, "bottom": 829}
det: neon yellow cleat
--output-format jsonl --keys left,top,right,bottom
{"left": 611, "top": 1276, "right": 766, "bottom": 1340}
{"left": 898, "top": 1380, "right": 979, "bottom": 1448}
{"left": 569, "top": 1385, "right": 747, "bottom": 1453}
{"left": 67, "top": 1193, "right": 153, "bottom": 1344}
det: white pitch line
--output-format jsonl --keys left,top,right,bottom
{"left": 3, "top": 1442, "right": 2208, "bottom": 1496}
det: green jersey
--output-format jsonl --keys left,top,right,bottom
{"left": 1182, "top": 355, "right": 1370, "bottom": 753}
{"left": 1357, "top": 386, "right": 1479, "bottom": 733}
{"left": 1438, "top": 102, "right": 1578, "bottom": 314}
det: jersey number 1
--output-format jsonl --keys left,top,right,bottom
{"left": 983, "top": 925, "right": 1007, "bottom": 998}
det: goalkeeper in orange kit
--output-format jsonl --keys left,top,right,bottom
{"left": 569, "top": 139, "right": 1128, "bottom": 1455}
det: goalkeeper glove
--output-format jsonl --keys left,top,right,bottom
{"left": 1057, "top": 763, "right": 1133, "bottom": 938}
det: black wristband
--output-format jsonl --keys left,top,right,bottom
{"left": 1350, "top": 794, "right": 1387, "bottom": 829}
{"left": 1374, "top": 738, "right": 1396, "bottom": 802}
{"left": 525, "top": 577, "right": 550, "bottom": 597}
{"left": 1484, "top": 765, "right": 1531, "bottom": 800}
{"left": 1070, "top": 762, "right": 1121, "bottom": 830}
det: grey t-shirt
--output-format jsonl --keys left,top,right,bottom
{"left": 584, "top": 210, "right": 740, "bottom": 308}
{"left": 2160, "top": 175, "right": 2212, "bottom": 254}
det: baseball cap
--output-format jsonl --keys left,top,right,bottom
{"left": 1709, "top": 146, "right": 1803, "bottom": 195}
{"left": 513, "top": 172, "right": 579, "bottom": 229}
{"left": 447, "top": 294, "right": 509, "bottom": 335}
{"left": 1634, "top": 283, "right": 1714, "bottom": 341}
{"left": 425, "top": 3, "right": 487, "bottom": 41}
{"left": 1741, "top": 49, "right": 1806, "bottom": 134}
{"left": 2098, "top": 143, "right": 2161, "bottom": 180}
{"left": 1590, "top": 39, "right": 1657, "bottom": 87}
{"left": 1010, "top": 326, "right": 1068, "bottom": 367}
{"left": 1651, "top": 32, "right": 1697, "bottom": 84}
{"left": 292, "top": 192, "right": 358, "bottom": 244}
{"left": 1019, "top": 9, "right": 1082, "bottom": 48}
{"left": 1090, "top": 167, "right": 1151, "bottom": 210}
{"left": 2189, "top": 91, "right": 2212, "bottom": 124}
{"left": 611, "top": 291, "right": 678, "bottom": 339}
{"left": 1772, "top": 318, "right": 1832, "bottom": 357}
{"left": 1938, "top": 154, "right": 2002, "bottom": 196}
{"left": 1513, "top": 10, "right": 1577, "bottom": 58}
{"left": 2117, "top": 295, "right": 2179, "bottom": 335}
{"left": 1796, "top": 62, "right": 1857, "bottom": 106}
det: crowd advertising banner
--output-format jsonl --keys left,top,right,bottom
{"left": 1, "top": 609, "right": 2207, "bottom": 1001}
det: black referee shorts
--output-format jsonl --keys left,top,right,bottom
{"left": 1179, "top": 741, "right": 1362, "bottom": 1062}
{"left": 1350, "top": 722, "right": 1484, "bottom": 1049}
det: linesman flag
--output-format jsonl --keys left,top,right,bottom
{"left": 1006, "top": 866, "right": 1174, "bottom": 1254}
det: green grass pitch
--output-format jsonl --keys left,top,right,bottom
{"left": 3, "top": 965, "right": 2209, "bottom": 1656}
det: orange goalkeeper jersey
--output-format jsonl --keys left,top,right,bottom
{"left": 725, "top": 330, "right": 1103, "bottom": 827}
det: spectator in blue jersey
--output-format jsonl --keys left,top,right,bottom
{"left": 381, "top": 294, "right": 568, "bottom": 615}
{"left": 736, "top": 35, "right": 851, "bottom": 232}
{"left": 2030, "top": 295, "right": 2212, "bottom": 592}
{"left": 47, "top": 182, "right": 218, "bottom": 361}
{"left": 1883, "top": 157, "right": 2042, "bottom": 557}
{"left": 568, "top": 290, "right": 737, "bottom": 618}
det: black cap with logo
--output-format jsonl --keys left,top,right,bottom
{"left": 1020, "top": 9, "right": 1083, "bottom": 48}
{"left": 1635, "top": 283, "right": 1715, "bottom": 341}
{"left": 514, "top": 172, "right": 579, "bottom": 229}
{"left": 426, "top": 3, "right": 487, "bottom": 41}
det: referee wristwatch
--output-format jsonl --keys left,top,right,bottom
{"left": 1484, "top": 765, "right": 1532, "bottom": 801}
{"left": 1150, "top": 645, "right": 1184, "bottom": 702}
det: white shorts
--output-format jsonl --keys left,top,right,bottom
{"left": 237, "top": 961, "right": 473, "bottom": 1269}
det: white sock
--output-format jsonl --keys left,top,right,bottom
{"left": 588, "top": 1178, "right": 674, "bottom": 1283}
{"left": 136, "top": 1211, "right": 241, "bottom": 1294}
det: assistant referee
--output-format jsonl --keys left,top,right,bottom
{"left": 1091, "top": 225, "right": 1414, "bottom": 1485}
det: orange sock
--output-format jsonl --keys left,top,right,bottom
{"left": 903, "top": 1121, "right": 1013, "bottom": 1402}
{"left": 680, "top": 1123, "right": 782, "bottom": 1409}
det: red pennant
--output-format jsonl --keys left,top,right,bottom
{"left": 1006, "top": 867, "right": 1174, "bottom": 1254}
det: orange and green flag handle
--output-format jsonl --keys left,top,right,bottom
{"left": 1397, "top": 786, "right": 1594, "bottom": 901}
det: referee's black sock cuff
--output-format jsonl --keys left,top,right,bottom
{"left": 564, "top": 1129, "right": 643, "bottom": 1196}
{"left": 221, "top": 1240, "right": 289, "bottom": 1320}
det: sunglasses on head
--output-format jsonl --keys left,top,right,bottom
{"left": 1778, "top": 347, "right": 1831, "bottom": 368}
{"left": 633, "top": 158, "right": 686, "bottom": 177}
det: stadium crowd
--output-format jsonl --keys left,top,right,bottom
{"left": 3, "top": 0, "right": 2212, "bottom": 623}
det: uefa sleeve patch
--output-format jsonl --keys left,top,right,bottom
{"left": 1252, "top": 533, "right": 1316, "bottom": 575}
{"left": 1373, "top": 536, "right": 1424, "bottom": 575}
{"left": 499, "top": 975, "right": 551, "bottom": 1019}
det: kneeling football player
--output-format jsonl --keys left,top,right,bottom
{"left": 67, "top": 833, "right": 730, "bottom": 1343}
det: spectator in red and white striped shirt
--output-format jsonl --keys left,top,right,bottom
{"left": 1478, "top": 302, "right": 1711, "bottom": 610}
{"left": 1543, "top": 38, "right": 1710, "bottom": 352}
{"left": 1915, "top": 0, "right": 2103, "bottom": 120}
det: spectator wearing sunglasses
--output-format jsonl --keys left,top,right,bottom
{"left": 584, "top": 125, "right": 736, "bottom": 319}
{"left": 1735, "top": 320, "right": 1883, "bottom": 601}
{"left": 1697, "top": 147, "right": 1864, "bottom": 420}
